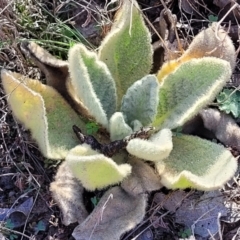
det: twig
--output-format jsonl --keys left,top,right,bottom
{"left": 0, "top": 225, "right": 33, "bottom": 239}
{"left": 73, "top": 125, "right": 153, "bottom": 157}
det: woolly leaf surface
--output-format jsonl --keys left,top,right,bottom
{"left": 131, "top": 119, "right": 143, "bottom": 131}
{"left": 68, "top": 44, "right": 109, "bottom": 127}
{"left": 156, "top": 134, "right": 237, "bottom": 190}
{"left": 200, "top": 108, "right": 240, "bottom": 152}
{"left": 127, "top": 128, "right": 172, "bottom": 161}
{"left": 98, "top": 0, "right": 153, "bottom": 104}
{"left": 50, "top": 162, "right": 88, "bottom": 225}
{"left": 72, "top": 186, "right": 146, "bottom": 240}
{"left": 121, "top": 75, "right": 159, "bottom": 126}
{"left": 109, "top": 112, "right": 133, "bottom": 141}
{"left": 66, "top": 144, "right": 132, "bottom": 191}
{"left": 20, "top": 41, "right": 70, "bottom": 95}
{"left": 1, "top": 70, "right": 85, "bottom": 159}
{"left": 154, "top": 57, "right": 231, "bottom": 129}
{"left": 21, "top": 42, "right": 93, "bottom": 120}
{"left": 157, "top": 24, "right": 236, "bottom": 82}
{"left": 121, "top": 158, "right": 162, "bottom": 195}
{"left": 78, "top": 44, "right": 117, "bottom": 118}
{"left": 183, "top": 23, "right": 236, "bottom": 70}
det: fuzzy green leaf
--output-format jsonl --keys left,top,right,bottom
{"left": 109, "top": 112, "right": 133, "bottom": 141}
{"left": 68, "top": 44, "right": 117, "bottom": 127}
{"left": 156, "top": 134, "right": 237, "bottom": 190}
{"left": 121, "top": 75, "right": 159, "bottom": 126}
{"left": 154, "top": 57, "right": 232, "bottom": 130}
{"left": 131, "top": 119, "right": 143, "bottom": 131}
{"left": 66, "top": 144, "right": 132, "bottom": 191}
{"left": 217, "top": 88, "right": 240, "bottom": 118}
{"left": 20, "top": 42, "right": 93, "bottom": 121}
{"left": 127, "top": 128, "right": 173, "bottom": 161}
{"left": 1, "top": 70, "right": 85, "bottom": 159}
{"left": 98, "top": 0, "right": 153, "bottom": 105}
{"left": 157, "top": 24, "right": 235, "bottom": 87}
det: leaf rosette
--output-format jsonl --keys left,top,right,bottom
{"left": 1, "top": 1, "right": 238, "bottom": 239}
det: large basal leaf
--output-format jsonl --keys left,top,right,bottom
{"left": 121, "top": 75, "right": 159, "bottom": 126}
{"left": 98, "top": 0, "right": 153, "bottom": 104}
{"left": 126, "top": 128, "right": 173, "bottom": 161}
{"left": 1, "top": 70, "right": 85, "bottom": 159}
{"left": 20, "top": 41, "right": 69, "bottom": 93}
{"left": 156, "top": 134, "right": 237, "bottom": 190}
{"left": 50, "top": 161, "right": 88, "bottom": 225}
{"left": 153, "top": 57, "right": 232, "bottom": 130}
{"left": 157, "top": 24, "right": 236, "bottom": 82}
{"left": 66, "top": 144, "right": 132, "bottom": 191}
{"left": 72, "top": 186, "right": 147, "bottom": 240}
{"left": 68, "top": 44, "right": 114, "bottom": 128}
{"left": 20, "top": 42, "right": 93, "bottom": 120}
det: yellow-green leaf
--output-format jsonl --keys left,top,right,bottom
{"left": 66, "top": 144, "right": 132, "bottom": 191}
{"left": 156, "top": 134, "right": 237, "bottom": 190}
{"left": 1, "top": 70, "right": 85, "bottom": 159}
{"left": 126, "top": 128, "right": 172, "bottom": 161}
{"left": 154, "top": 57, "right": 231, "bottom": 130}
{"left": 98, "top": 0, "right": 153, "bottom": 105}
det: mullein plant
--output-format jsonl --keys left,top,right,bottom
{"left": 1, "top": 0, "right": 238, "bottom": 239}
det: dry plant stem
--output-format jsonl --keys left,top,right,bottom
{"left": 0, "top": 173, "right": 16, "bottom": 177}
{"left": 21, "top": 189, "right": 40, "bottom": 240}
{"left": 103, "top": 0, "right": 121, "bottom": 13}
{"left": 57, "top": 0, "right": 109, "bottom": 26}
{"left": 142, "top": 12, "right": 169, "bottom": 53}
{"left": 0, "top": 0, "right": 14, "bottom": 15}
{"left": 211, "top": 86, "right": 240, "bottom": 106}
{"left": 191, "top": 205, "right": 219, "bottom": 236}
{"left": 217, "top": 212, "right": 223, "bottom": 240}
{"left": 122, "top": 210, "right": 171, "bottom": 240}
{"left": 89, "top": 193, "right": 113, "bottom": 239}
{"left": 215, "top": 2, "right": 238, "bottom": 40}
{"left": 0, "top": 225, "right": 33, "bottom": 239}
{"left": 160, "top": 0, "right": 183, "bottom": 53}
{"left": 123, "top": 190, "right": 193, "bottom": 240}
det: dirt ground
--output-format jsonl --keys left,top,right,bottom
{"left": 1, "top": 0, "right": 240, "bottom": 239}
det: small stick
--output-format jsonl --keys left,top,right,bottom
{"left": 72, "top": 125, "right": 154, "bottom": 157}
